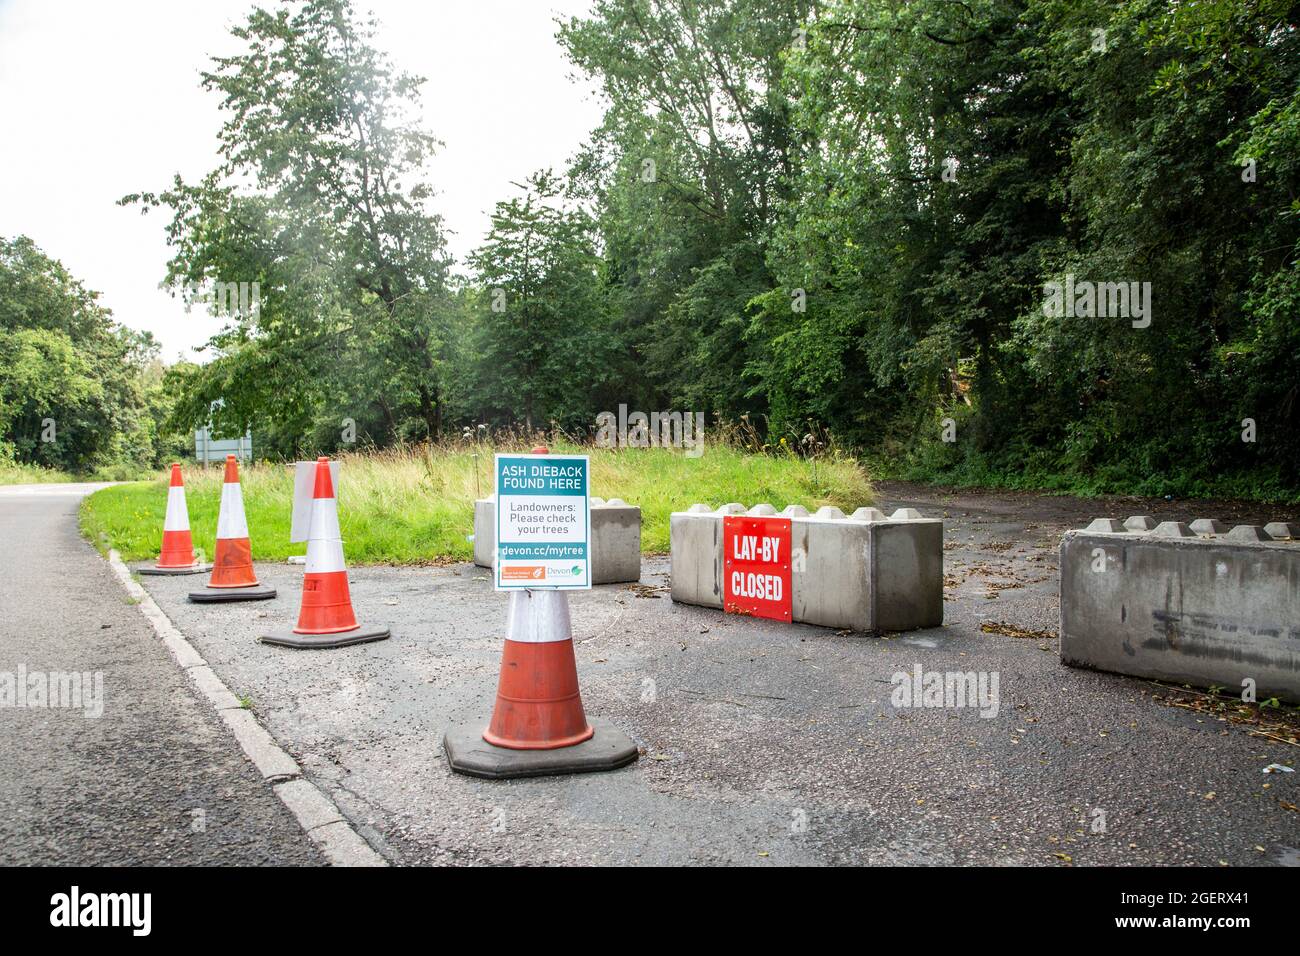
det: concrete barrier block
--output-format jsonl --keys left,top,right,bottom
{"left": 591, "top": 500, "right": 642, "bottom": 584}
{"left": 1227, "top": 525, "right": 1273, "bottom": 543}
{"left": 1190, "top": 518, "right": 1229, "bottom": 536}
{"left": 669, "top": 509, "right": 723, "bottom": 609}
{"left": 748, "top": 503, "right": 777, "bottom": 516}
{"left": 1060, "top": 520, "right": 1300, "bottom": 702}
{"left": 717, "top": 503, "right": 746, "bottom": 515}
{"left": 781, "top": 504, "right": 809, "bottom": 517}
{"left": 1151, "top": 521, "right": 1194, "bottom": 538}
{"left": 473, "top": 497, "right": 642, "bottom": 584}
{"left": 851, "top": 507, "right": 888, "bottom": 522}
{"left": 670, "top": 505, "right": 942, "bottom": 632}
{"left": 1124, "top": 515, "right": 1156, "bottom": 532}
{"left": 472, "top": 497, "right": 495, "bottom": 568}
{"left": 687, "top": 503, "right": 713, "bottom": 514}
{"left": 1084, "top": 518, "right": 1125, "bottom": 533}
{"left": 1264, "top": 522, "right": 1299, "bottom": 540}
{"left": 891, "top": 508, "right": 923, "bottom": 520}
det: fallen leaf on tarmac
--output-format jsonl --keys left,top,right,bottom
{"left": 980, "top": 621, "right": 1057, "bottom": 640}
{"left": 1053, "top": 852, "right": 1072, "bottom": 863}
{"left": 1204, "top": 792, "right": 1216, "bottom": 800}
{"left": 758, "top": 851, "right": 769, "bottom": 857}
{"left": 1280, "top": 801, "right": 1299, "bottom": 813}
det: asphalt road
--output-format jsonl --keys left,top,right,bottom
{"left": 0, "top": 484, "right": 322, "bottom": 865}
{"left": 134, "top": 483, "right": 1299, "bottom": 867}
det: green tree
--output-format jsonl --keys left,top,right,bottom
{"left": 0, "top": 236, "right": 157, "bottom": 473}
{"left": 124, "top": 0, "right": 454, "bottom": 449}
{"left": 466, "top": 171, "right": 620, "bottom": 430}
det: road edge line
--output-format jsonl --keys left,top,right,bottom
{"left": 105, "top": 548, "right": 388, "bottom": 867}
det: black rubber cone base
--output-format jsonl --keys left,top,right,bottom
{"left": 444, "top": 716, "right": 639, "bottom": 780}
{"left": 258, "top": 624, "right": 390, "bottom": 650}
{"left": 188, "top": 584, "right": 277, "bottom": 603}
{"left": 138, "top": 563, "right": 212, "bottom": 577}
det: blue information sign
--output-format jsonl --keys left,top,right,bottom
{"left": 494, "top": 453, "right": 591, "bottom": 591}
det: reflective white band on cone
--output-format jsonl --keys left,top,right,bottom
{"left": 163, "top": 485, "right": 191, "bottom": 531}
{"left": 505, "top": 590, "right": 572, "bottom": 644}
{"left": 215, "top": 482, "right": 250, "bottom": 540}
{"left": 304, "top": 496, "right": 346, "bottom": 573}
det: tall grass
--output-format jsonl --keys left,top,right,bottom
{"left": 79, "top": 436, "right": 872, "bottom": 564}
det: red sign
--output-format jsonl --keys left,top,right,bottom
{"left": 723, "top": 516, "right": 792, "bottom": 622}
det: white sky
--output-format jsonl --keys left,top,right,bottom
{"left": 0, "top": 0, "right": 603, "bottom": 361}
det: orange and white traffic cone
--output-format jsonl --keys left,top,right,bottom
{"left": 139, "top": 463, "right": 211, "bottom": 576}
{"left": 483, "top": 589, "right": 594, "bottom": 749}
{"left": 444, "top": 446, "right": 638, "bottom": 779}
{"left": 260, "top": 457, "right": 389, "bottom": 649}
{"left": 189, "top": 455, "right": 276, "bottom": 603}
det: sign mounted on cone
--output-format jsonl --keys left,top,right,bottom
{"left": 723, "top": 515, "right": 792, "bottom": 621}
{"left": 494, "top": 453, "right": 590, "bottom": 590}
{"left": 444, "top": 446, "right": 637, "bottom": 780}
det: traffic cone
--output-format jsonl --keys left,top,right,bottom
{"left": 484, "top": 589, "right": 594, "bottom": 749}
{"left": 138, "top": 463, "right": 211, "bottom": 576}
{"left": 189, "top": 456, "right": 276, "bottom": 603}
{"left": 260, "top": 457, "right": 389, "bottom": 649}
{"left": 443, "top": 446, "right": 638, "bottom": 778}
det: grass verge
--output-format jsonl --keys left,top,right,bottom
{"left": 80, "top": 442, "right": 872, "bottom": 564}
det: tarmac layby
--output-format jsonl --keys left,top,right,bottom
{"left": 1, "top": 481, "right": 1297, "bottom": 866}
{"left": 95, "top": 482, "right": 1300, "bottom": 866}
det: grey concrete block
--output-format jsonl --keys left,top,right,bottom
{"left": 1152, "top": 521, "right": 1195, "bottom": 538}
{"left": 748, "top": 503, "right": 777, "bottom": 515}
{"left": 1190, "top": 518, "right": 1229, "bottom": 536}
{"left": 687, "top": 503, "right": 712, "bottom": 514}
{"left": 591, "top": 502, "right": 642, "bottom": 584}
{"left": 781, "top": 504, "right": 809, "bottom": 517}
{"left": 1124, "top": 515, "right": 1157, "bottom": 532}
{"left": 1264, "top": 522, "right": 1299, "bottom": 540}
{"left": 474, "top": 497, "right": 642, "bottom": 584}
{"left": 1084, "top": 518, "right": 1125, "bottom": 533}
{"left": 891, "top": 508, "right": 923, "bottom": 520}
{"left": 473, "top": 497, "right": 495, "bottom": 568}
{"left": 669, "top": 509, "right": 723, "bottom": 608}
{"left": 1227, "top": 525, "right": 1273, "bottom": 543}
{"left": 1060, "top": 528, "right": 1300, "bottom": 702}
{"left": 717, "top": 502, "right": 746, "bottom": 514}
{"left": 851, "top": 507, "right": 887, "bottom": 522}
{"left": 671, "top": 506, "right": 943, "bottom": 632}
{"left": 813, "top": 506, "right": 845, "bottom": 520}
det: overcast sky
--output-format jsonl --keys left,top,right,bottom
{"left": 0, "top": 0, "right": 603, "bottom": 360}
